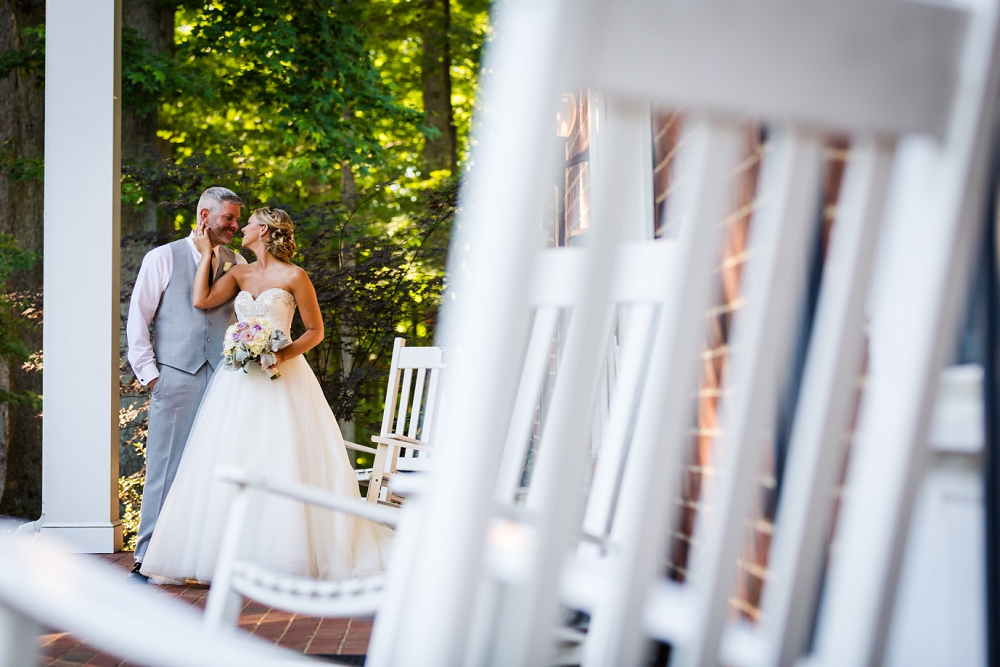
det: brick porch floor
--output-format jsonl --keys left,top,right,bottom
{"left": 38, "top": 551, "right": 371, "bottom": 666}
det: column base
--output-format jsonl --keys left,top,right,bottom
{"left": 40, "top": 521, "right": 123, "bottom": 553}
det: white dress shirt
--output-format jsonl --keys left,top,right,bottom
{"left": 127, "top": 234, "right": 247, "bottom": 385}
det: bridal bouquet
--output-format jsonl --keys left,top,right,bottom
{"left": 221, "top": 318, "right": 290, "bottom": 379}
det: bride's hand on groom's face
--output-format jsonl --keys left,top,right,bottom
{"left": 193, "top": 221, "right": 213, "bottom": 255}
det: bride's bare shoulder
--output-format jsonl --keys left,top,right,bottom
{"left": 285, "top": 264, "right": 316, "bottom": 296}
{"left": 284, "top": 263, "right": 309, "bottom": 282}
{"left": 225, "top": 262, "right": 252, "bottom": 281}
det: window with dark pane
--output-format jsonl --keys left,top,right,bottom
{"left": 556, "top": 90, "right": 592, "bottom": 245}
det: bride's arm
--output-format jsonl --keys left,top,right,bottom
{"left": 192, "top": 222, "right": 242, "bottom": 309}
{"left": 276, "top": 269, "right": 324, "bottom": 363}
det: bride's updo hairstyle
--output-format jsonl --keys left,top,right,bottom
{"left": 252, "top": 207, "right": 297, "bottom": 262}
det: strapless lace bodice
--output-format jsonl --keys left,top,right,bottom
{"left": 234, "top": 288, "right": 296, "bottom": 334}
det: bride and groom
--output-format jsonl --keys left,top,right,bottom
{"left": 126, "top": 186, "right": 390, "bottom": 585}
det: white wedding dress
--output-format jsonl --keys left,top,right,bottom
{"left": 140, "top": 288, "right": 391, "bottom": 584}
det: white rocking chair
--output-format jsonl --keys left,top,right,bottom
{"left": 203, "top": 467, "right": 404, "bottom": 630}
{"left": 357, "top": 338, "right": 445, "bottom": 505}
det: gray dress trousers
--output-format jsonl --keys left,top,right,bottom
{"left": 134, "top": 363, "right": 212, "bottom": 560}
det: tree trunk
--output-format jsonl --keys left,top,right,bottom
{"left": 421, "top": 0, "right": 456, "bottom": 174}
{"left": 0, "top": 1, "right": 15, "bottom": 509}
{"left": 340, "top": 158, "right": 357, "bottom": 211}
{"left": 121, "top": 0, "right": 173, "bottom": 241}
{"left": 0, "top": 0, "right": 45, "bottom": 519}
{"left": 338, "top": 160, "right": 357, "bottom": 445}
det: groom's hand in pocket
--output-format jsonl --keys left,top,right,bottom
{"left": 148, "top": 378, "right": 157, "bottom": 392}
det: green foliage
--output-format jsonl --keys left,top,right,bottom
{"left": 157, "top": 0, "right": 427, "bottom": 200}
{"left": 118, "top": 451, "right": 145, "bottom": 551}
{"left": 0, "top": 235, "right": 40, "bottom": 410}
{"left": 0, "top": 140, "right": 43, "bottom": 183}
{"left": 294, "top": 179, "right": 453, "bottom": 429}
{"left": 0, "top": 25, "right": 44, "bottom": 81}
{"left": 121, "top": 27, "right": 208, "bottom": 117}
{"left": 367, "top": 0, "right": 492, "bottom": 170}
{"left": 121, "top": 152, "right": 259, "bottom": 230}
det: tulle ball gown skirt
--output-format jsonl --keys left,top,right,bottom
{"left": 140, "top": 355, "right": 392, "bottom": 584}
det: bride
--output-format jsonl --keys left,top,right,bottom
{"left": 140, "top": 207, "right": 390, "bottom": 583}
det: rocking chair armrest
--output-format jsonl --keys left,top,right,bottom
{"left": 215, "top": 467, "right": 402, "bottom": 526}
{"left": 343, "top": 440, "right": 378, "bottom": 455}
{"left": 371, "top": 435, "right": 437, "bottom": 453}
{"left": 0, "top": 533, "right": 311, "bottom": 666}
{"left": 388, "top": 433, "right": 423, "bottom": 445}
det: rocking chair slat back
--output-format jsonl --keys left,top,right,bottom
{"left": 408, "top": 368, "right": 427, "bottom": 441}
{"left": 364, "top": 338, "right": 445, "bottom": 503}
{"left": 583, "top": 117, "right": 745, "bottom": 667}
{"left": 495, "top": 248, "right": 586, "bottom": 504}
{"left": 723, "top": 137, "right": 895, "bottom": 667}
{"left": 382, "top": 344, "right": 445, "bottom": 445}
{"left": 422, "top": 362, "right": 442, "bottom": 447}
{"left": 395, "top": 368, "right": 413, "bottom": 437}
{"left": 666, "top": 127, "right": 826, "bottom": 667}
{"left": 579, "top": 241, "right": 675, "bottom": 545}
{"left": 495, "top": 304, "right": 560, "bottom": 502}
{"left": 379, "top": 339, "right": 405, "bottom": 438}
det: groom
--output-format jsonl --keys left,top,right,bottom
{"left": 125, "top": 186, "right": 247, "bottom": 582}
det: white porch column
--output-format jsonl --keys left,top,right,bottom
{"left": 41, "top": 0, "right": 122, "bottom": 553}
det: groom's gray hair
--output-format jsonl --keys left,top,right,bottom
{"left": 197, "top": 186, "right": 243, "bottom": 215}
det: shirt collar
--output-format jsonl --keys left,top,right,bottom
{"left": 186, "top": 232, "right": 220, "bottom": 259}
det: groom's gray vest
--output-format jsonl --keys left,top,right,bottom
{"left": 153, "top": 239, "right": 238, "bottom": 374}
